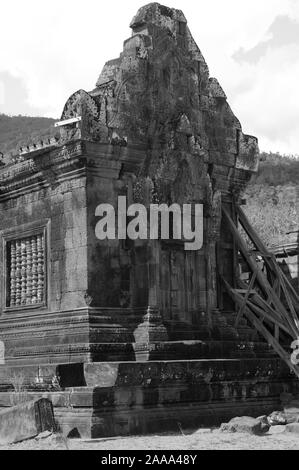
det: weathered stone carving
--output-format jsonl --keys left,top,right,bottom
{"left": 59, "top": 89, "right": 103, "bottom": 143}
{"left": 1, "top": 3, "right": 291, "bottom": 441}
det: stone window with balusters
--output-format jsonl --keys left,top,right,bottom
{"left": 4, "top": 225, "right": 48, "bottom": 310}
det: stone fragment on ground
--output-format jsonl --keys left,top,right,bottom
{"left": 269, "top": 425, "right": 286, "bottom": 434}
{"left": 267, "top": 411, "right": 287, "bottom": 426}
{"left": 257, "top": 415, "right": 269, "bottom": 428}
{"left": 285, "top": 423, "right": 299, "bottom": 434}
{"left": 220, "top": 416, "right": 269, "bottom": 435}
{"left": 284, "top": 400, "right": 299, "bottom": 424}
{"left": 0, "top": 398, "right": 55, "bottom": 445}
{"left": 193, "top": 428, "right": 213, "bottom": 434}
{"left": 35, "top": 430, "right": 53, "bottom": 440}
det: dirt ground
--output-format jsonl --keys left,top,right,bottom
{"left": 1, "top": 426, "right": 299, "bottom": 450}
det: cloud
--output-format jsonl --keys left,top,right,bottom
{"left": 233, "top": 15, "right": 299, "bottom": 64}
{"left": 0, "top": 81, "right": 4, "bottom": 106}
{"left": 228, "top": 13, "right": 299, "bottom": 154}
{"left": 0, "top": 71, "right": 50, "bottom": 116}
{"left": 231, "top": 44, "right": 299, "bottom": 153}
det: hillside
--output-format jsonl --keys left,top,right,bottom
{"left": 0, "top": 114, "right": 57, "bottom": 163}
{"left": 0, "top": 114, "right": 298, "bottom": 248}
{"left": 243, "top": 152, "right": 299, "bottom": 248}
{"left": 243, "top": 184, "right": 298, "bottom": 247}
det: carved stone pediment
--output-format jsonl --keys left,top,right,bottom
{"left": 0, "top": 340, "right": 4, "bottom": 364}
{"left": 59, "top": 89, "right": 104, "bottom": 143}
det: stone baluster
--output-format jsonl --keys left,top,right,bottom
{"left": 9, "top": 240, "right": 16, "bottom": 307}
{"left": 25, "top": 238, "right": 33, "bottom": 305}
{"left": 7, "top": 234, "right": 45, "bottom": 307}
{"left": 15, "top": 240, "right": 22, "bottom": 306}
{"left": 21, "top": 240, "right": 27, "bottom": 305}
{"left": 36, "top": 234, "right": 44, "bottom": 303}
{"left": 31, "top": 236, "right": 38, "bottom": 304}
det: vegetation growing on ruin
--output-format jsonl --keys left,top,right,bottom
{"left": 242, "top": 153, "right": 298, "bottom": 248}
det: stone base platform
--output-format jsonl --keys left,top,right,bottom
{"left": 0, "top": 358, "right": 298, "bottom": 438}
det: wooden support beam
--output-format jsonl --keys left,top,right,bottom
{"left": 221, "top": 203, "right": 299, "bottom": 378}
{"left": 230, "top": 281, "right": 290, "bottom": 336}
{"left": 222, "top": 276, "right": 299, "bottom": 378}
{"left": 237, "top": 278, "right": 291, "bottom": 328}
{"left": 246, "top": 299, "right": 291, "bottom": 336}
{"left": 235, "top": 271, "right": 257, "bottom": 327}
{"left": 278, "top": 268, "right": 299, "bottom": 326}
{"left": 243, "top": 305, "right": 299, "bottom": 377}
{"left": 238, "top": 205, "right": 299, "bottom": 308}
{"left": 222, "top": 207, "right": 295, "bottom": 329}
{"left": 280, "top": 267, "right": 299, "bottom": 306}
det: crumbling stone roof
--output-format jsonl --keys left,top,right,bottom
{"left": 5, "top": 2, "right": 259, "bottom": 198}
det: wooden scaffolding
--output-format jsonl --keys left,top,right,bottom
{"left": 222, "top": 204, "right": 299, "bottom": 377}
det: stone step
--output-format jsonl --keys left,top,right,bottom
{"left": 54, "top": 398, "right": 281, "bottom": 438}
{"left": 0, "top": 355, "right": 291, "bottom": 392}
{"left": 2, "top": 338, "right": 277, "bottom": 368}
{"left": 0, "top": 379, "right": 292, "bottom": 410}
{"left": 1, "top": 356, "right": 298, "bottom": 439}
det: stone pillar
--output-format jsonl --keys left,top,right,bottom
{"left": 205, "top": 237, "right": 217, "bottom": 327}
{"left": 133, "top": 240, "right": 168, "bottom": 347}
{"left": 205, "top": 189, "right": 222, "bottom": 326}
{"left": 148, "top": 239, "right": 160, "bottom": 308}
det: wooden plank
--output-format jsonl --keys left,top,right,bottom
{"left": 246, "top": 299, "right": 291, "bottom": 336}
{"left": 273, "top": 278, "right": 281, "bottom": 297}
{"left": 237, "top": 278, "right": 291, "bottom": 326}
{"left": 222, "top": 207, "right": 294, "bottom": 327}
{"left": 237, "top": 206, "right": 272, "bottom": 257}
{"left": 243, "top": 305, "right": 299, "bottom": 377}
{"left": 222, "top": 276, "right": 299, "bottom": 378}
{"left": 237, "top": 207, "right": 282, "bottom": 281}
{"left": 279, "top": 266, "right": 299, "bottom": 306}
{"left": 275, "top": 323, "right": 279, "bottom": 341}
{"left": 231, "top": 283, "right": 290, "bottom": 335}
{"left": 237, "top": 270, "right": 298, "bottom": 337}
{"left": 54, "top": 116, "right": 82, "bottom": 127}
{"left": 235, "top": 289, "right": 256, "bottom": 294}
{"left": 278, "top": 268, "right": 299, "bottom": 327}
{"left": 238, "top": 205, "right": 299, "bottom": 309}
{"left": 221, "top": 203, "right": 299, "bottom": 377}
{"left": 235, "top": 271, "right": 257, "bottom": 327}
{"left": 251, "top": 295, "right": 289, "bottom": 327}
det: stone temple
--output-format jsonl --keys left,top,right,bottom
{"left": 0, "top": 3, "right": 298, "bottom": 438}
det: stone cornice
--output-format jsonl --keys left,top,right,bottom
{"left": 0, "top": 141, "right": 85, "bottom": 196}
{"left": 0, "top": 140, "right": 147, "bottom": 199}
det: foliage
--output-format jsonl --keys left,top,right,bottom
{"left": 243, "top": 183, "right": 298, "bottom": 248}
{"left": 0, "top": 114, "right": 57, "bottom": 163}
{"left": 252, "top": 152, "right": 299, "bottom": 186}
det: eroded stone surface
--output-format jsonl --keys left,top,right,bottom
{"left": 220, "top": 416, "right": 269, "bottom": 435}
{"left": 0, "top": 4, "right": 288, "bottom": 441}
{"left": 0, "top": 398, "right": 55, "bottom": 445}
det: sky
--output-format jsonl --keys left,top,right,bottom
{"left": 0, "top": 0, "right": 299, "bottom": 154}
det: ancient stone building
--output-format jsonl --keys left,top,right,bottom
{"left": 0, "top": 3, "right": 298, "bottom": 437}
